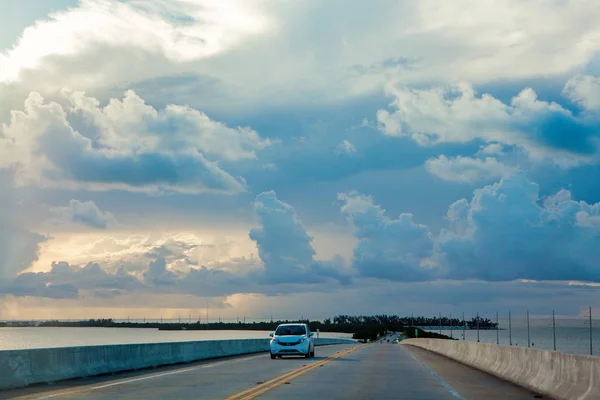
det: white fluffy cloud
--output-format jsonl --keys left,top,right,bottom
{"left": 3, "top": 0, "right": 600, "bottom": 110}
{"left": 338, "top": 174, "right": 600, "bottom": 283}
{"left": 338, "top": 191, "right": 434, "bottom": 281}
{"left": 563, "top": 75, "right": 600, "bottom": 111}
{"left": 0, "top": 90, "right": 269, "bottom": 193}
{"left": 438, "top": 173, "right": 600, "bottom": 281}
{"left": 0, "top": 0, "right": 272, "bottom": 83}
{"left": 0, "top": 170, "right": 46, "bottom": 280}
{"left": 250, "top": 190, "right": 351, "bottom": 285}
{"left": 425, "top": 155, "right": 514, "bottom": 183}
{"left": 52, "top": 200, "right": 117, "bottom": 229}
{"left": 377, "top": 82, "right": 600, "bottom": 166}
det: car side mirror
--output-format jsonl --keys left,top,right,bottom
{"left": 309, "top": 332, "right": 314, "bottom": 337}
{"left": 269, "top": 333, "right": 274, "bottom": 337}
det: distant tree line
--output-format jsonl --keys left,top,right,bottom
{"left": 19, "top": 314, "right": 496, "bottom": 342}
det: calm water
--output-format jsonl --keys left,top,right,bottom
{"left": 425, "top": 318, "right": 600, "bottom": 356}
{"left": 0, "top": 328, "right": 352, "bottom": 351}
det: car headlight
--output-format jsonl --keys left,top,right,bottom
{"left": 271, "top": 339, "right": 279, "bottom": 344}
{"left": 300, "top": 337, "right": 307, "bottom": 343}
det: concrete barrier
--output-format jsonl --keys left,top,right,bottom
{"left": 0, "top": 337, "right": 355, "bottom": 390}
{"left": 402, "top": 339, "right": 600, "bottom": 400}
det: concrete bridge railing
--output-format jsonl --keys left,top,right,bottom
{"left": 0, "top": 337, "right": 356, "bottom": 390}
{"left": 403, "top": 338, "right": 600, "bottom": 400}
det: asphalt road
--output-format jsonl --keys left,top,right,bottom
{"left": 1, "top": 342, "right": 541, "bottom": 400}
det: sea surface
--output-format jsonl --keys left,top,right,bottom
{"left": 0, "top": 328, "right": 352, "bottom": 351}
{"left": 424, "top": 318, "right": 600, "bottom": 356}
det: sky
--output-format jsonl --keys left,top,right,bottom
{"left": 1, "top": 0, "right": 600, "bottom": 322}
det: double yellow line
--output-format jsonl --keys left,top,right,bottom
{"left": 225, "top": 344, "right": 366, "bottom": 400}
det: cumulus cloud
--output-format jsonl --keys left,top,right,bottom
{"left": 4, "top": 0, "right": 600, "bottom": 111}
{"left": 337, "top": 174, "right": 600, "bottom": 283}
{"left": 0, "top": 90, "right": 269, "bottom": 193}
{"left": 438, "top": 173, "right": 600, "bottom": 281}
{"left": 0, "top": 170, "right": 46, "bottom": 280}
{"left": 0, "top": 261, "right": 143, "bottom": 299}
{"left": 0, "top": 0, "right": 272, "bottom": 83}
{"left": 377, "top": 82, "right": 600, "bottom": 167}
{"left": 478, "top": 143, "right": 504, "bottom": 155}
{"left": 425, "top": 155, "right": 514, "bottom": 183}
{"left": 249, "top": 191, "right": 352, "bottom": 284}
{"left": 563, "top": 75, "right": 600, "bottom": 111}
{"left": 338, "top": 191, "right": 435, "bottom": 281}
{"left": 52, "top": 200, "right": 117, "bottom": 229}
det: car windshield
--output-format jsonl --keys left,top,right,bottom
{"left": 275, "top": 325, "right": 306, "bottom": 336}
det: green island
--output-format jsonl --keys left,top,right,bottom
{"left": 0, "top": 314, "right": 497, "bottom": 342}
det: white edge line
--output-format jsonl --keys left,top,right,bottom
{"left": 31, "top": 354, "right": 265, "bottom": 400}
{"left": 405, "top": 349, "right": 466, "bottom": 400}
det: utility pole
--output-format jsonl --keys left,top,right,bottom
{"left": 462, "top": 312, "right": 465, "bottom": 340}
{"left": 527, "top": 310, "right": 530, "bottom": 348}
{"left": 553, "top": 310, "right": 556, "bottom": 351}
{"left": 590, "top": 306, "right": 593, "bottom": 356}
{"left": 509, "top": 311, "right": 512, "bottom": 346}
{"left": 439, "top": 312, "right": 442, "bottom": 334}
{"left": 411, "top": 313, "right": 414, "bottom": 327}
{"left": 450, "top": 312, "right": 453, "bottom": 339}
{"left": 496, "top": 312, "right": 499, "bottom": 345}
{"left": 206, "top": 300, "right": 209, "bottom": 324}
{"left": 477, "top": 312, "right": 480, "bottom": 343}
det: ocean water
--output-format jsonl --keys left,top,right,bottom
{"left": 0, "top": 328, "right": 352, "bottom": 351}
{"left": 424, "top": 318, "right": 600, "bottom": 356}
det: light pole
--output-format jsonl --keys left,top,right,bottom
{"left": 527, "top": 310, "right": 530, "bottom": 348}
{"left": 552, "top": 310, "right": 556, "bottom": 351}
{"left": 496, "top": 312, "right": 499, "bottom": 345}
{"left": 477, "top": 312, "right": 480, "bottom": 343}
{"left": 509, "top": 311, "right": 512, "bottom": 346}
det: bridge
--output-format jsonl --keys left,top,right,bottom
{"left": 0, "top": 335, "right": 597, "bottom": 399}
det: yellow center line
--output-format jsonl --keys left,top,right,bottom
{"left": 224, "top": 344, "right": 367, "bottom": 400}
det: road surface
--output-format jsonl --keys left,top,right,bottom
{"left": 1, "top": 342, "right": 541, "bottom": 399}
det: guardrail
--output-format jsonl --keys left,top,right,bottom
{"left": 403, "top": 338, "right": 600, "bottom": 400}
{"left": 0, "top": 338, "right": 356, "bottom": 390}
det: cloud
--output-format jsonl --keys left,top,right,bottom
{"left": 0, "top": 170, "right": 46, "bottom": 280}
{"left": 563, "top": 75, "right": 600, "bottom": 111}
{"left": 425, "top": 155, "right": 514, "bottom": 183}
{"left": 0, "top": 0, "right": 272, "bottom": 83}
{"left": 377, "top": 82, "right": 600, "bottom": 167}
{"left": 4, "top": 0, "right": 600, "bottom": 112}
{"left": 337, "top": 173, "right": 600, "bottom": 283}
{"left": 0, "top": 90, "right": 269, "bottom": 193}
{"left": 478, "top": 143, "right": 504, "bottom": 156}
{"left": 249, "top": 190, "right": 352, "bottom": 284}
{"left": 0, "top": 261, "right": 143, "bottom": 299}
{"left": 52, "top": 199, "right": 117, "bottom": 229}
{"left": 335, "top": 140, "right": 357, "bottom": 155}
{"left": 338, "top": 191, "right": 435, "bottom": 281}
{"left": 438, "top": 173, "right": 600, "bottom": 281}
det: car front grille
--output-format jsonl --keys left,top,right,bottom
{"left": 279, "top": 340, "right": 301, "bottom": 346}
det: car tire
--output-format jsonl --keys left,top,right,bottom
{"left": 270, "top": 353, "right": 276, "bottom": 359}
{"left": 311, "top": 349, "right": 315, "bottom": 358}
